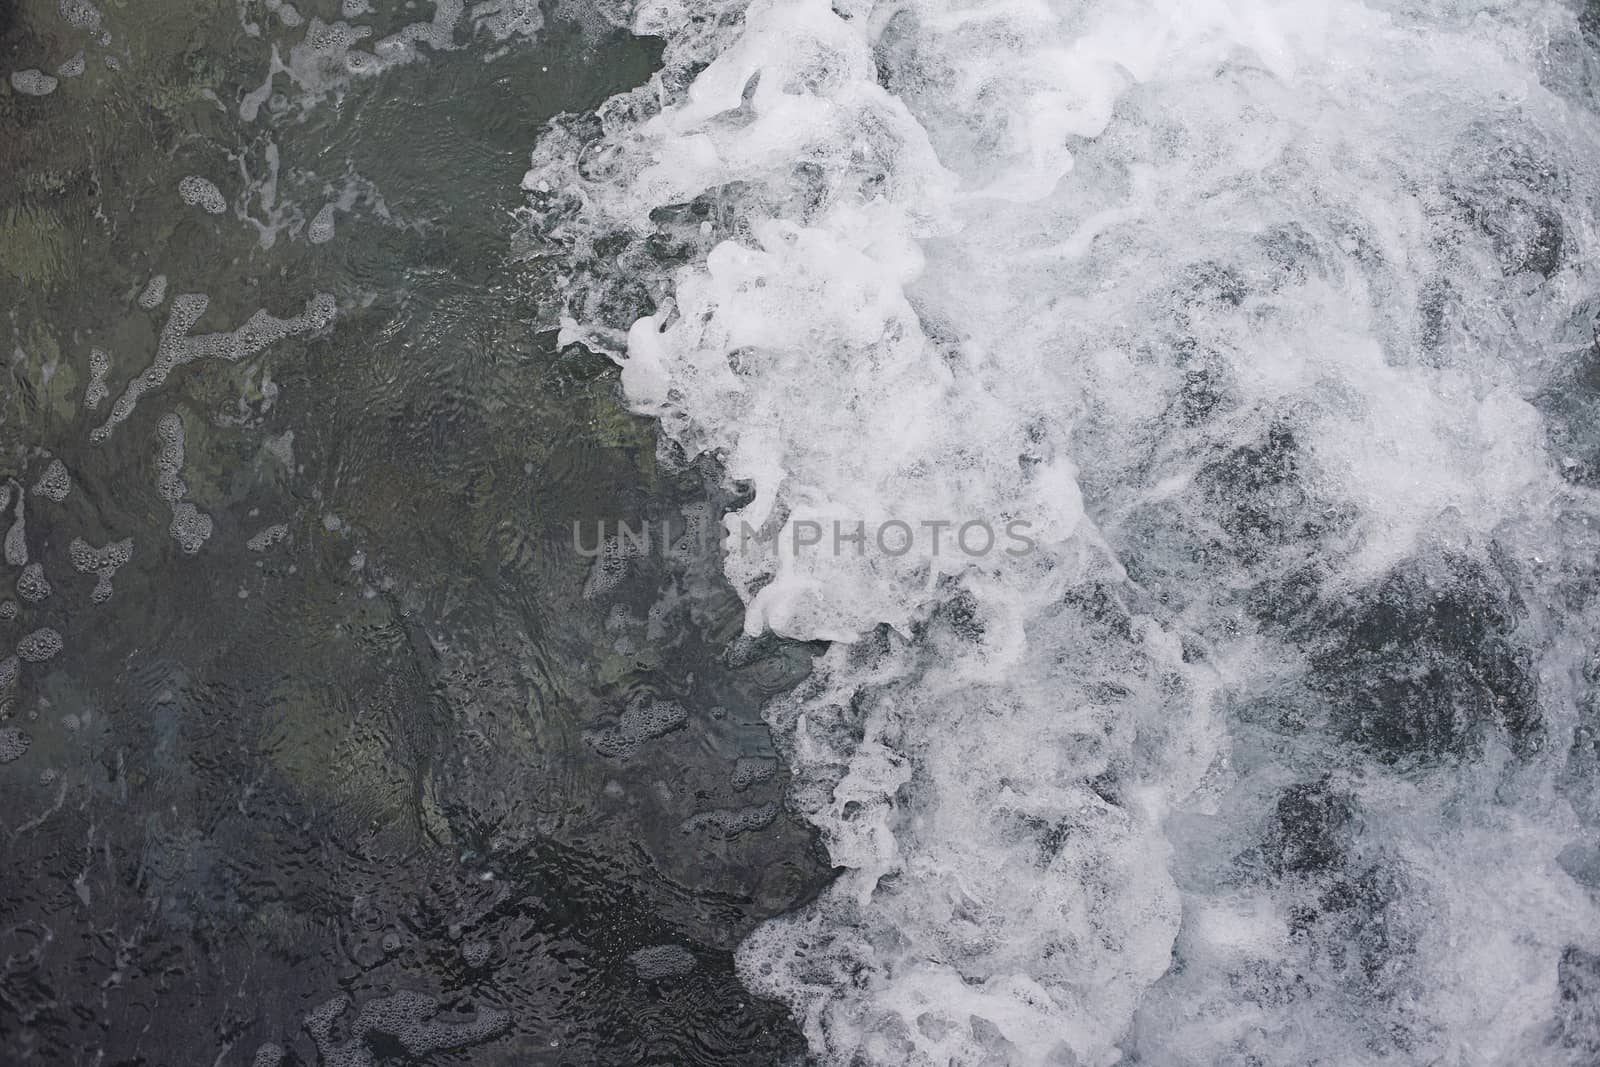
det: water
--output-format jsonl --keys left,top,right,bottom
{"left": 9, "top": 0, "right": 1600, "bottom": 1064}
{"left": 2, "top": 2, "right": 829, "bottom": 1063}
{"left": 525, "top": 0, "right": 1600, "bottom": 1063}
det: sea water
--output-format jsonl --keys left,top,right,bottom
{"left": 524, "top": 0, "right": 1600, "bottom": 1062}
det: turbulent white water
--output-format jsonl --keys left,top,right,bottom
{"left": 524, "top": 0, "right": 1600, "bottom": 1062}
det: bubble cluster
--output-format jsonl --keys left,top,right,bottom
{"left": 156, "top": 414, "right": 188, "bottom": 504}
{"left": 269, "top": 19, "right": 377, "bottom": 110}
{"left": 307, "top": 203, "right": 336, "bottom": 244}
{"left": 3, "top": 481, "right": 27, "bottom": 567}
{"left": 245, "top": 523, "right": 288, "bottom": 552}
{"left": 472, "top": 0, "right": 541, "bottom": 42}
{"left": 306, "top": 19, "right": 369, "bottom": 54}
{"left": 582, "top": 699, "right": 687, "bottom": 759}
{"left": 56, "top": 53, "right": 85, "bottom": 78}
{"left": 582, "top": 529, "right": 647, "bottom": 599}
{"left": 156, "top": 415, "right": 212, "bottom": 555}
{"left": 249, "top": 0, "right": 488, "bottom": 121}
{"left": 30, "top": 459, "right": 71, "bottom": 503}
{"left": 56, "top": 0, "right": 100, "bottom": 30}
{"left": 167, "top": 504, "right": 212, "bottom": 557}
{"left": 15, "top": 564, "right": 50, "bottom": 604}
{"left": 177, "top": 175, "right": 227, "bottom": 215}
{"left": 678, "top": 801, "right": 777, "bottom": 838}
{"left": 302, "top": 990, "right": 510, "bottom": 1064}
{"left": 83, "top": 348, "right": 110, "bottom": 410}
{"left": 265, "top": 0, "right": 304, "bottom": 29}
{"left": 730, "top": 755, "right": 776, "bottom": 790}
{"left": 0, "top": 728, "right": 29, "bottom": 764}
{"left": 70, "top": 536, "right": 132, "bottom": 604}
{"left": 628, "top": 944, "right": 697, "bottom": 978}
{"left": 137, "top": 274, "right": 168, "bottom": 309}
{"left": 9, "top": 70, "right": 58, "bottom": 96}
{"left": 16, "top": 628, "right": 63, "bottom": 664}
{"left": 235, "top": 0, "right": 550, "bottom": 127}
{"left": 263, "top": 430, "right": 294, "bottom": 468}
{"left": 92, "top": 291, "right": 336, "bottom": 440}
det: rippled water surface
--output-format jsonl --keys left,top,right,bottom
{"left": 2, "top": 2, "right": 832, "bottom": 1063}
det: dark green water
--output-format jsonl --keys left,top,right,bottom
{"left": 0, "top": 2, "right": 828, "bottom": 1063}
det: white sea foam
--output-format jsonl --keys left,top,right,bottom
{"left": 526, "top": 0, "right": 1600, "bottom": 1062}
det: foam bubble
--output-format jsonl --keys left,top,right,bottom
{"left": 154, "top": 415, "right": 213, "bottom": 555}
{"left": 470, "top": 0, "right": 541, "bottom": 42}
{"left": 246, "top": 523, "right": 289, "bottom": 552}
{"left": 15, "top": 564, "right": 50, "bottom": 604}
{"left": 168, "top": 504, "right": 213, "bottom": 555}
{"left": 583, "top": 699, "right": 687, "bottom": 759}
{"left": 84, "top": 348, "right": 110, "bottom": 410}
{"left": 308, "top": 203, "right": 336, "bottom": 244}
{"left": 258, "top": 4, "right": 473, "bottom": 119}
{"left": 0, "top": 727, "right": 29, "bottom": 764}
{"left": 582, "top": 527, "right": 648, "bottom": 599}
{"left": 57, "top": 0, "right": 99, "bottom": 30}
{"left": 679, "top": 801, "right": 777, "bottom": 838}
{"left": 302, "top": 990, "right": 510, "bottom": 1063}
{"left": 91, "top": 292, "right": 335, "bottom": 440}
{"left": 263, "top": 429, "right": 294, "bottom": 467}
{"left": 30, "top": 459, "right": 71, "bottom": 503}
{"left": 629, "top": 944, "right": 697, "bottom": 978}
{"left": 9, "top": 70, "right": 57, "bottom": 97}
{"left": 178, "top": 175, "right": 227, "bottom": 215}
{"left": 156, "top": 413, "right": 188, "bottom": 504}
{"left": 3, "top": 481, "right": 27, "bottom": 567}
{"left": 137, "top": 274, "right": 168, "bottom": 309}
{"left": 730, "top": 754, "right": 776, "bottom": 789}
{"left": 266, "top": 0, "right": 304, "bottom": 29}
{"left": 16, "top": 628, "right": 63, "bottom": 663}
{"left": 70, "top": 536, "right": 132, "bottom": 604}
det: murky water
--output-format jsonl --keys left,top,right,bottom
{"left": 2, "top": 2, "right": 829, "bottom": 1063}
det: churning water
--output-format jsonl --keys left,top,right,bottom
{"left": 523, "top": 0, "right": 1600, "bottom": 1063}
